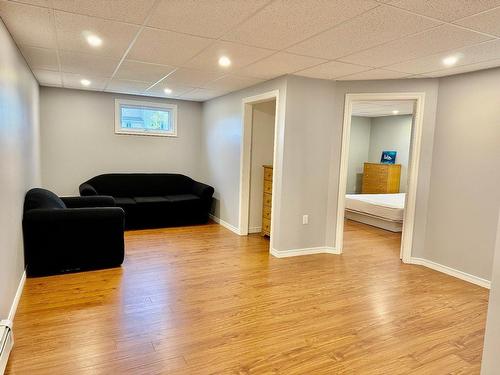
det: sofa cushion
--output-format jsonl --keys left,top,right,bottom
{"left": 114, "top": 197, "right": 136, "bottom": 208}
{"left": 134, "top": 196, "right": 168, "bottom": 204}
{"left": 165, "top": 194, "right": 200, "bottom": 203}
{"left": 24, "top": 188, "right": 67, "bottom": 211}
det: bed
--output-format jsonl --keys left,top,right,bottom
{"left": 345, "top": 193, "right": 405, "bottom": 232}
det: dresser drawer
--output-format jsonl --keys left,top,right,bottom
{"left": 362, "top": 181, "right": 387, "bottom": 194}
{"left": 263, "top": 193, "right": 272, "bottom": 207}
{"left": 263, "top": 179, "right": 273, "bottom": 194}
{"left": 264, "top": 167, "right": 273, "bottom": 181}
{"left": 262, "top": 218, "right": 271, "bottom": 235}
{"left": 263, "top": 205, "right": 271, "bottom": 220}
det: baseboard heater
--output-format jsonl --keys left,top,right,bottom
{"left": 0, "top": 320, "right": 13, "bottom": 375}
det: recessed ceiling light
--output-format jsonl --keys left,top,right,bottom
{"left": 392, "top": 110, "right": 399, "bottom": 115}
{"left": 164, "top": 88, "right": 172, "bottom": 95}
{"left": 218, "top": 56, "right": 231, "bottom": 67}
{"left": 85, "top": 33, "right": 102, "bottom": 47}
{"left": 80, "top": 79, "right": 91, "bottom": 86}
{"left": 442, "top": 55, "right": 459, "bottom": 66}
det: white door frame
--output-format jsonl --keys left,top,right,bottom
{"left": 239, "top": 90, "right": 280, "bottom": 248}
{"left": 335, "top": 92, "right": 426, "bottom": 263}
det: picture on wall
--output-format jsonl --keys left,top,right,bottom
{"left": 380, "top": 151, "right": 397, "bottom": 164}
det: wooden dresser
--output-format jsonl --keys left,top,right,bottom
{"left": 262, "top": 165, "right": 273, "bottom": 237}
{"left": 361, "top": 163, "right": 401, "bottom": 194}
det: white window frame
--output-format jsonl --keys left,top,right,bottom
{"left": 114, "top": 98, "right": 178, "bottom": 137}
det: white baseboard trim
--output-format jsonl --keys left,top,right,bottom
{"left": 409, "top": 257, "right": 491, "bottom": 289}
{"left": 209, "top": 214, "right": 241, "bottom": 235}
{"left": 248, "top": 226, "right": 262, "bottom": 234}
{"left": 270, "top": 246, "right": 340, "bottom": 258}
{"left": 8, "top": 270, "right": 26, "bottom": 321}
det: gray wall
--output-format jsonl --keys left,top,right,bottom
{"left": 368, "top": 115, "right": 412, "bottom": 193}
{"left": 424, "top": 68, "right": 500, "bottom": 280}
{"left": 347, "top": 116, "right": 370, "bottom": 194}
{"left": 0, "top": 19, "right": 40, "bottom": 318}
{"left": 481, "top": 210, "right": 500, "bottom": 374}
{"left": 40, "top": 87, "right": 204, "bottom": 196}
{"left": 249, "top": 100, "right": 275, "bottom": 231}
{"left": 277, "top": 75, "right": 336, "bottom": 251}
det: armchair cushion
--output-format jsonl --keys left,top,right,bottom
{"left": 61, "top": 195, "right": 115, "bottom": 208}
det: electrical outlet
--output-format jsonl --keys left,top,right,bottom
{"left": 302, "top": 215, "right": 309, "bottom": 225}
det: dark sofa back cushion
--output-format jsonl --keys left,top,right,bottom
{"left": 24, "top": 188, "right": 66, "bottom": 212}
{"left": 83, "top": 174, "right": 194, "bottom": 197}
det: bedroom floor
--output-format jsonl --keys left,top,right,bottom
{"left": 6, "top": 220, "right": 488, "bottom": 374}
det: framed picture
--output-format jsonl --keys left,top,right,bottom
{"left": 380, "top": 151, "right": 397, "bottom": 164}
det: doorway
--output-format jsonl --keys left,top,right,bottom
{"left": 239, "top": 90, "right": 280, "bottom": 251}
{"left": 335, "top": 93, "right": 425, "bottom": 262}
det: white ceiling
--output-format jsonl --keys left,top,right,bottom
{"left": 352, "top": 100, "right": 414, "bottom": 117}
{"left": 1, "top": 0, "right": 500, "bottom": 102}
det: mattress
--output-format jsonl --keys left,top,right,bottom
{"left": 345, "top": 193, "right": 405, "bottom": 222}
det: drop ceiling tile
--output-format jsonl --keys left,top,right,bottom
{"left": 106, "top": 79, "right": 152, "bottom": 95}
{"left": 223, "top": 0, "right": 378, "bottom": 50}
{"left": 295, "top": 61, "right": 372, "bottom": 80}
{"left": 238, "top": 52, "right": 327, "bottom": 79}
{"left": 62, "top": 72, "right": 107, "bottom": 90}
{"left": 182, "top": 41, "right": 275, "bottom": 73}
{"left": 288, "top": 6, "right": 440, "bottom": 60}
{"left": 340, "top": 24, "right": 491, "bottom": 67}
{"left": 0, "top": 2, "right": 57, "bottom": 48}
{"left": 115, "top": 60, "right": 176, "bottom": 83}
{"left": 425, "top": 59, "right": 500, "bottom": 77}
{"left": 59, "top": 51, "right": 119, "bottom": 76}
{"left": 386, "top": 0, "right": 500, "bottom": 22}
{"left": 180, "top": 88, "right": 228, "bottom": 102}
{"left": 52, "top": 0, "right": 155, "bottom": 25}
{"left": 337, "top": 68, "right": 411, "bottom": 80}
{"left": 7, "top": 0, "right": 51, "bottom": 6}
{"left": 385, "top": 39, "right": 500, "bottom": 74}
{"left": 162, "top": 68, "right": 224, "bottom": 88}
{"left": 145, "top": 83, "right": 195, "bottom": 98}
{"left": 456, "top": 7, "right": 500, "bottom": 37}
{"left": 127, "top": 27, "right": 212, "bottom": 66}
{"left": 203, "top": 75, "right": 264, "bottom": 92}
{"left": 148, "top": 0, "right": 269, "bottom": 39}
{"left": 54, "top": 11, "right": 139, "bottom": 57}
{"left": 33, "top": 69, "right": 62, "bottom": 86}
{"left": 20, "top": 46, "right": 59, "bottom": 71}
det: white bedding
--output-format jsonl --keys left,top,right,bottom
{"left": 345, "top": 193, "right": 405, "bottom": 221}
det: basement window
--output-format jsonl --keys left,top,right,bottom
{"left": 114, "top": 99, "right": 177, "bottom": 137}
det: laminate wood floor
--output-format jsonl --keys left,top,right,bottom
{"left": 6, "top": 220, "right": 489, "bottom": 374}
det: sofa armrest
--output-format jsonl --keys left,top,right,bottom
{"left": 61, "top": 196, "right": 115, "bottom": 208}
{"left": 23, "top": 207, "right": 125, "bottom": 276}
{"left": 23, "top": 207, "right": 124, "bottom": 234}
{"left": 192, "top": 181, "right": 214, "bottom": 200}
{"left": 79, "top": 183, "right": 98, "bottom": 196}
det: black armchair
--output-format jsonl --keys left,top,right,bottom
{"left": 23, "top": 188, "right": 125, "bottom": 277}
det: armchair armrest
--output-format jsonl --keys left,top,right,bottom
{"left": 23, "top": 207, "right": 125, "bottom": 276}
{"left": 192, "top": 181, "right": 214, "bottom": 200}
{"left": 79, "top": 183, "right": 98, "bottom": 196}
{"left": 61, "top": 195, "right": 115, "bottom": 208}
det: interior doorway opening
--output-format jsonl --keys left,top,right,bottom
{"left": 239, "top": 90, "right": 280, "bottom": 251}
{"left": 336, "top": 93, "right": 425, "bottom": 262}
